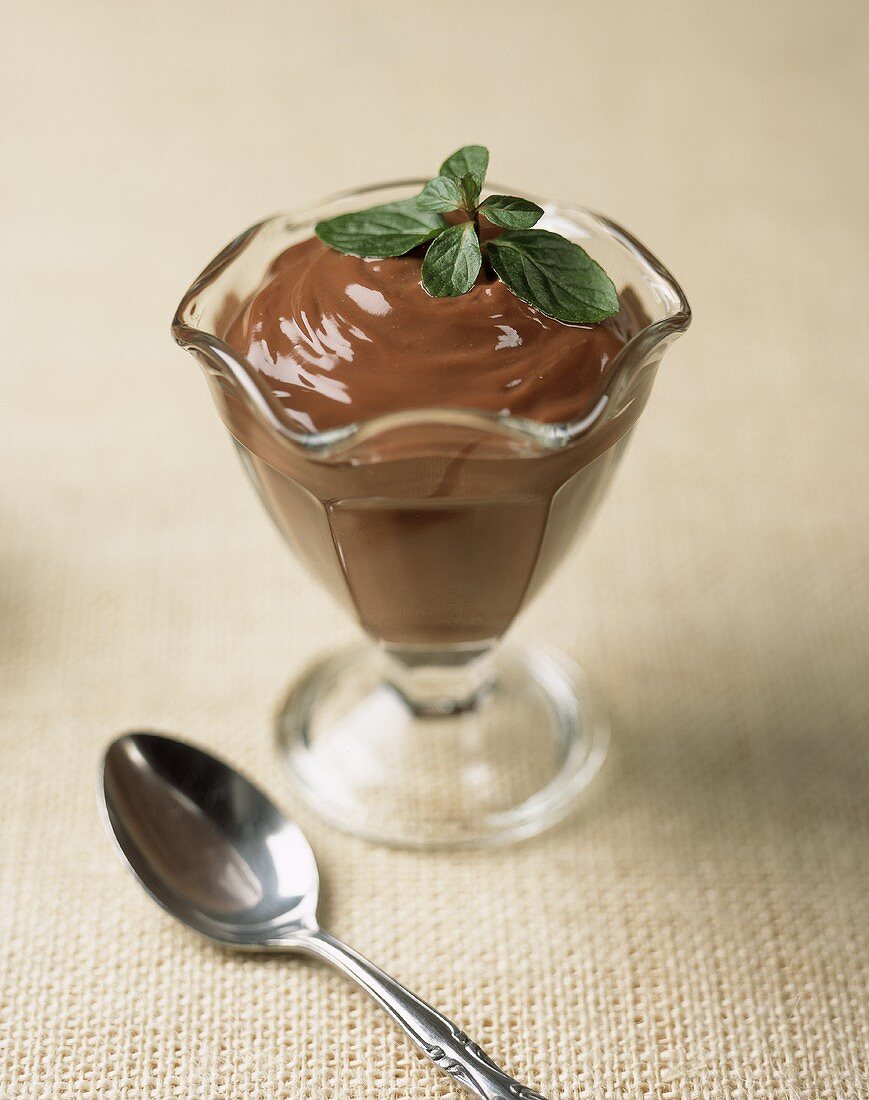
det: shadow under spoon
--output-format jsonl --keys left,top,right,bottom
{"left": 99, "top": 731, "right": 547, "bottom": 1100}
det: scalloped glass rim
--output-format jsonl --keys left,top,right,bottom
{"left": 171, "top": 179, "right": 691, "bottom": 457}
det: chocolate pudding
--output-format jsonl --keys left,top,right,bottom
{"left": 214, "top": 235, "right": 651, "bottom": 648}
{"left": 226, "top": 235, "right": 628, "bottom": 432}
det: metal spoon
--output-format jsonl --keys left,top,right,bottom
{"left": 100, "top": 732, "right": 547, "bottom": 1100}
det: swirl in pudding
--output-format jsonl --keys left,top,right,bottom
{"left": 226, "top": 235, "right": 631, "bottom": 433}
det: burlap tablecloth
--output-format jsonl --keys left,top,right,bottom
{"left": 1, "top": 2, "right": 867, "bottom": 1097}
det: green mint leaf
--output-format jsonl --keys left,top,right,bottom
{"left": 440, "top": 145, "right": 489, "bottom": 185}
{"left": 459, "top": 172, "right": 482, "bottom": 210}
{"left": 315, "top": 197, "right": 447, "bottom": 258}
{"left": 421, "top": 222, "right": 482, "bottom": 297}
{"left": 478, "top": 194, "right": 544, "bottom": 229}
{"left": 417, "top": 175, "right": 465, "bottom": 213}
{"left": 487, "top": 230, "right": 620, "bottom": 324}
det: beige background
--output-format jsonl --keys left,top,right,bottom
{"left": 2, "top": 2, "right": 867, "bottom": 1097}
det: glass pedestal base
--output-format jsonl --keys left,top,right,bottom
{"left": 276, "top": 644, "right": 608, "bottom": 849}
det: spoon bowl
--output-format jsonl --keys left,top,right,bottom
{"left": 102, "top": 732, "right": 319, "bottom": 946}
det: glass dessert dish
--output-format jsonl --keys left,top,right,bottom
{"left": 172, "top": 181, "right": 690, "bottom": 848}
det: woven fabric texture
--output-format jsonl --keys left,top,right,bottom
{"left": 1, "top": 2, "right": 867, "bottom": 1097}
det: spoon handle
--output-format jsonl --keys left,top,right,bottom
{"left": 293, "top": 929, "right": 548, "bottom": 1100}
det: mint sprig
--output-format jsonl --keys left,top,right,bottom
{"left": 417, "top": 175, "right": 466, "bottom": 213}
{"left": 478, "top": 194, "right": 545, "bottom": 229}
{"left": 314, "top": 146, "right": 619, "bottom": 324}
{"left": 421, "top": 222, "right": 482, "bottom": 297}
{"left": 440, "top": 144, "right": 489, "bottom": 183}
{"left": 314, "top": 197, "right": 446, "bottom": 258}
{"left": 488, "top": 231, "right": 619, "bottom": 324}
